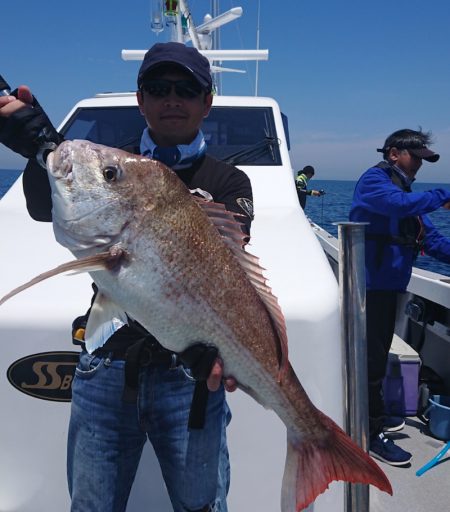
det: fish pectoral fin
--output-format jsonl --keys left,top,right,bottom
{"left": 84, "top": 292, "right": 128, "bottom": 353}
{"left": 0, "top": 251, "right": 117, "bottom": 307}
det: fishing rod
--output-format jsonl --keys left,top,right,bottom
{"left": 321, "top": 190, "right": 324, "bottom": 226}
{"left": 0, "top": 75, "right": 11, "bottom": 96}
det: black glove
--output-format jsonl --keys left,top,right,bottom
{"left": 178, "top": 343, "right": 219, "bottom": 381}
{"left": 0, "top": 89, "right": 64, "bottom": 163}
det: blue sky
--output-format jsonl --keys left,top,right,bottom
{"left": 1, "top": 0, "right": 450, "bottom": 183}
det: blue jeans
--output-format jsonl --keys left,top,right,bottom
{"left": 68, "top": 351, "right": 231, "bottom": 512}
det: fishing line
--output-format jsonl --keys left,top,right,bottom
{"left": 321, "top": 192, "right": 324, "bottom": 226}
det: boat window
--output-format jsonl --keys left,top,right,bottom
{"left": 62, "top": 105, "right": 282, "bottom": 165}
{"left": 203, "top": 107, "right": 281, "bottom": 165}
{"left": 281, "top": 112, "right": 290, "bottom": 151}
{"left": 61, "top": 107, "right": 146, "bottom": 150}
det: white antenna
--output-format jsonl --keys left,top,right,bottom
{"left": 211, "top": 0, "right": 221, "bottom": 93}
{"left": 255, "top": 0, "right": 261, "bottom": 97}
{"left": 195, "top": 7, "right": 243, "bottom": 34}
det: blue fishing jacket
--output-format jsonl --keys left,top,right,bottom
{"left": 349, "top": 162, "right": 450, "bottom": 291}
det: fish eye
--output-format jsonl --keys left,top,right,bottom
{"left": 103, "top": 166, "right": 121, "bottom": 182}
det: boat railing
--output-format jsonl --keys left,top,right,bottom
{"left": 337, "top": 222, "right": 370, "bottom": 512}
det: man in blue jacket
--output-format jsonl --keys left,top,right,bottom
{"left": 350, "top": 128, "right": 450, "bottom": 466}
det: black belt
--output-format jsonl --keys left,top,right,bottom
{"left": 80, "top": 336, "right": 209, "bottom": 430}
{"left": 92, "top": 337, "right": 177, "bottom": 366}
{"left": 97, "top": 337, "right": 178, "bottom": 403}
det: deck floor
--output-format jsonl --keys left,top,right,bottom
{"left": 370, "top": 417, "right": 449, "bottom": 511}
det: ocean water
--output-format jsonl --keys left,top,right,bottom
{"left": 0, "top": 169, "right": 21, "bottom": 197}
{"left": 1, "top": 171, "right": 449, "bottom": 277}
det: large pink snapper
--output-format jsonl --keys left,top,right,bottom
{"left": 1, "top": 140, "right": 391, "bottom": 510}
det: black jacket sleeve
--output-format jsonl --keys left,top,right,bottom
{"left": 22, "top": 159, "right": 53, "bottom": 221}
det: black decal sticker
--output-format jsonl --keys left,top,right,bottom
{"left": 7, "top": 351, "right": 79, "bottom": 402}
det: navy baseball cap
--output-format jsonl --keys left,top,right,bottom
{"left": 137, "top": 42, "right": 212, "bottom": 92}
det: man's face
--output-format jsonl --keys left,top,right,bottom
{"left": 389, "top": 148, "right": 423, "bottom": 178}
{"left": 136, "top": 68, "right": 212, "bottom": 147}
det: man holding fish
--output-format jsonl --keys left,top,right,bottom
{"left": 0, "top": 42, "right": 252, "bottom": 512}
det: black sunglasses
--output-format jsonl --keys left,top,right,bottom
{"left": 141, "top": 79, "right": 203, "bottom": 99}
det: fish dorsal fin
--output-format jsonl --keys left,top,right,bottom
{"left": 84, "top": 292, "right": 128, "bottom": 353}
{"left": 195, "top": 197, "right": 289, "bottom": 383}
{"left": 0, "top": 252, "right": 116, "bottom": 307}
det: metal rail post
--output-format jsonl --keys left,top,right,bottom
{"left": 337, "top": 222, "right": 370, "bottom": 512}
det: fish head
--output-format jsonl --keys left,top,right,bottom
{"left": 46, "top": 139, "right": 170, "bottom": 254}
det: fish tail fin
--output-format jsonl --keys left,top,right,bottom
{"left": 282, "top": 416, "right": 392, "bottom": 511}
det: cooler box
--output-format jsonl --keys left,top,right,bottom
{"left": 383, "top": 335, "right": 420, "bottom": 416}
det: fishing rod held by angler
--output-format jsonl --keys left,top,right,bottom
{"left": 0, "top": 75, "right": 12, "bottom": 96}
